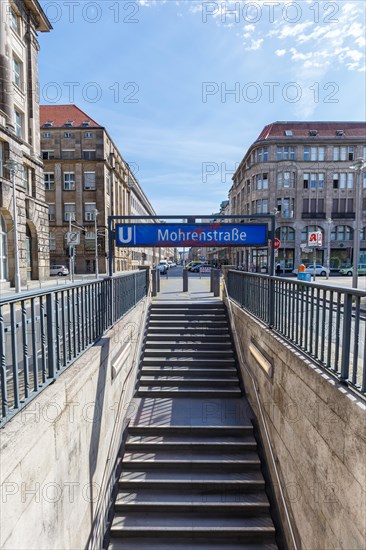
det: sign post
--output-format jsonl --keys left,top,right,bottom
{"left": 308, "top": 231, "right": 322, "bottom": 281}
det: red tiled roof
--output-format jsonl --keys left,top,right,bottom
{"left": 40, "top": 104, "right": 101, "bottom": 128}
{"left": 256, "top": 121, "right": 366, "bottom": 141}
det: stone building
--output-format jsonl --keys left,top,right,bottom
{"left": 229, "top": 121, "right": 366, "bottom": 272}
{"left": 40, "top": 104, "right": 167, "bottom": 274}
{"left": 0, "top": 0, "right": 52, "bottom": 287}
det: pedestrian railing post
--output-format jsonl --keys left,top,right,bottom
{"left": 46, "top": 293, "right": 56, "bottom": 380}
{"left": 340, "top": 292, "right": 352, "bottom": 384}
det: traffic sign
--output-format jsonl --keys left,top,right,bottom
{"left": 274, "top": 238, "right": 281, "bottom": 250}
{"left": 65, "top": 231, "right": 80, "bottom": 245}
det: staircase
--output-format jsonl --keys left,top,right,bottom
{"left": 106, "top": 302, "right": 280, "bottom": 549}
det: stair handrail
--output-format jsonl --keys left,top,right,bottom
{"left": 222, "top": 278, "right": 299, "bottom": 550}
{"left": 88, "top": 279, "right": 153, "bottom": 549}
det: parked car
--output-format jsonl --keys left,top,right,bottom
{"left": 156, "top": 260, "right": 168, "bottom": 274}
{"left": 305, "top": 265, "right": 330, "bottom": 276}
{"left": 50, "top": 265, "right": 69, "bottom": 276}
{"left": 185, "top": 261, "right": 203, "bottom": 271}
{"left": 339, "top": 264, "right": 366, "bottom": 276}
{"left": 190, "top": 263, "right": 214, "bottom": 273}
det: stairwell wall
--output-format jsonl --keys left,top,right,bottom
{"left": 225, "top": 297, "right": 366, "bottom": 550}
{"left": 0, "top": 297, "right": 149, "bottom": 550}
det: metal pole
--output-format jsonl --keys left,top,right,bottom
{"left": 313, "top": 247, "right": 316, "bottom": 282}
{"left": 11, "top": 166, "right": 21, "bottom": 293}
{"left": 94, "top": 210, "right": 99, "bottom": 279}
{"left": 69, "top": 217, "right": 72, "bottom": 282}
{"left": 326, "top": 218, "right": 332, "bottom": 280}
{"left": 352, "top": 168, "right": 361, "bottom": 289}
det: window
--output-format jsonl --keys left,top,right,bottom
{"left": 307, "top": 173, "right": 325, "bottom": 189}
{"left": 44, "top": 173, "right": 55, "bottom": 191}
{"left": 284, "top": 130, "right": 293, "bottom": 137}
{"left": 49, "top": 204, "right": 56, "bottom": 222}
{"left": 303, "top": 146, "right": 310, "bottom": 161}
{"left": 14, "top": 109, "right": 22, "bottom": 138}
{"left": 277, "top": 226, "right": 295, "bottom": 240}
{"left": 49, "top": 232, "right": 56, "bottom": 251}
{"left": 84, "top": 171, "right": 96, "bottom": 190}
{"left": 309, "top": 146, "right": 325, "bottom": 161}
{"left": 85, "top": 132, "right": 93, "bottom": 138}
{"left": 277, "top": 146, "right": 295, "bottom": 161}
{"left": 333, "top": 146, "right": 354, "bottom": 161}
{"left": 303, "top": 173, "right": 309, "bottom": 189}
{"left": 263, "top": 173, "right": 268, "bottom": 189}
{"left": 64, "top": 172, "right": 75, "bottom": 190}
{"left": 62, "top": 150, "right": 74, "bottom": 160}
{"left": 43, "top": 132, "right": 51, "bottom": 139}
{"left": 10, "top": 9, "right": 20, "bottom": 33}
{"left": 331, "top": 226, "right": 353, "bottom": 241}
{"left": 85, "top": 231, "right": 96, "bottom": 250}
{"left": 339, "top": 173, "right": 353, "bottom": 189}
{"left": 64, "top": 203, "right": 76, "bottom": 222}
{"left": 277, "top": 172, "right": 295, "bottom": 189}
{"left": 13, "top": 57, "right": 22, "bottom": 89}
{"left": 256, "top": 146, "right": 268, "bottom": 162}
{"left": 83, "top": 150, "right": 96, "bottom": 160}
{"left": 85, "top": 203, "right": 97, "bottom": 221}
{"left": 64, "top": 132, "right": 73, "bottom": 138}
{"left": 42, "top": 151, "right": 54, "bottom": 160}
{"left": 333, "top": 174, "right": 339, "bottom": 189}
{"left": 262, "top": 199, "right": 268, "bottom": 213}
{"left": 0, "top": 141, "right": 3, "bottom": 178}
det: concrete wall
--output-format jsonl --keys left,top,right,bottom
{"left": 0, "top": 297, "right": 149, "bottom": 550}
{"left": 225, "top": 297, "right": 366, "bottom": 550}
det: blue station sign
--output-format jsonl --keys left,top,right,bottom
{"left": 115, "top": 223, "right": 268, "bottom": 247}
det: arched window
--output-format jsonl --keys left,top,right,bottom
{"left": 331, "top": 225, "right": 353, "bottom": 241}
{"left": 301, "top": 225, "right": 324, "bottom": 242}
{"left": 0, "top": 214, "right": 8, "bottom": 280}
{"left": 276, "top": 226, "right": 295, "bottom": 241}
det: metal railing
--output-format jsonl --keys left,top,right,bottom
{"left": 227, "top": 270, "right": 366, "bottom": 399}
{"left": 0, "top": 271, "right": 148, "bottom": 426}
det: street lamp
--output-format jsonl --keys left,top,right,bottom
{"left": 326, "top": 218, "right": 332, "bottom": 280}
{"left": 3, "top": 160, "right": 22, "bottom": 293}
{"left": 349, "top": 158, "right": 366, "bottom": 289}
{"left": 94, "top": 209, "right": 99, "bottom": 279}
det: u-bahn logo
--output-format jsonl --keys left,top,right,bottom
{"left": 117, "top": 226, "right": 134, "bottom": 244}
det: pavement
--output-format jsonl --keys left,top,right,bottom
{"left": 156, "top": 271, "right": 219, "bottom": 302}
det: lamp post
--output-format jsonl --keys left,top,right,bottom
{"left": 94, "top": 209, "right": 99, "bottom": 279}
{"left": 326, "top": 218, "right": 332, "bottom": 280}
{"left": 3, "top": 160, "right": 22, "bottom": 293}
{"left": 349, "top": 158, "right": 366, "bottom": 289}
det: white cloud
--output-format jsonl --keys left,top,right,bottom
{"left": 245, "top": 38, "right": 263, "bottom": 51}
{"left": 275, "top": 49, "right": 286, "bottom": 56}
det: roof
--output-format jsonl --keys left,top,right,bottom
{"left": 40, "top": 105, "right": 102, "bottom": 128}
{"left": 256, "top": 121, "right": 366, "bottom": 141}
{"left": 24, "top": 0, "right": 52, "bottom": 32}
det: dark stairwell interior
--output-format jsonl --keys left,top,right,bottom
{"left": 103, "top": 301, "right": 285, "bottom": 549}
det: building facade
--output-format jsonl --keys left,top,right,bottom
{"left": 229, "top": 121, "right": 366, "bottom": 272}
{"left": 0, "top": 0, "right": 52, "bottom": 285}
{"left": 40, "top": 104, "right": 170, "bottom": 274}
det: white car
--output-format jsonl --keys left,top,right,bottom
{"left": 305, "top": 265, "right": 329, "bottom": 276}
{"left": 50, "top": 265, "right": 69, "bottom": 276}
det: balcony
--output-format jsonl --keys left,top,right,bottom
{"left": 331, "top": 212, "right": 355, "bottom": 219}
{"left": 302, "top": 212, "right": 326, "bottom": 219}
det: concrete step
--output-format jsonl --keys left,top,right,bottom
{"left": 110, "top": 514, "right": 276, "bottom": 540}
{"left": 145, "top": 334, "right": 232, "bottom": 342}
{"left": 127, "top": 426, "right": 254, "bottom": 437}
{"left": 116, "top": 485, "right": 267, "bottom": 503}
{"left": 147, "top": 327, "right": 230, "bottom": 334}
{"left": 121, "top": 459, "right": 261, "bottom": 471}
{"left": 138, "top": 378, "right": 239, "bottom": 387}
{"left": 140, "top": 367, "right": 238, "bottom": 377}
{"left": 108, "top": 540, "right": 278, "bottom": 550}
{"left": 114, "top": 501, "right": 270, "bottom": 514}
{"left": 149, "top": 320, "right": 228, "bottom": 326}
{"left": 144, "top": 347, "right": 233, "bottom": 359}
{"left": 124, "top": 441, "right": 257, "bottom": 452}
{"left": 149, "top": 315, "right": 227, "bottom": 321}
{"left": 144, "top": 342, "right": 232, "bottom": 349}
{"left": 142, "top": 358, "right": 236, "bottom": 367}
{"left": 136, "top": 388, "right": 242, "bottom": 398}
{"left": 150, "top": 304, "right": 225, "bottom": 310}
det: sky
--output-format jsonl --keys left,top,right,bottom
{"left": 38, "top": 0, "right": 366, "bottom": 215}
